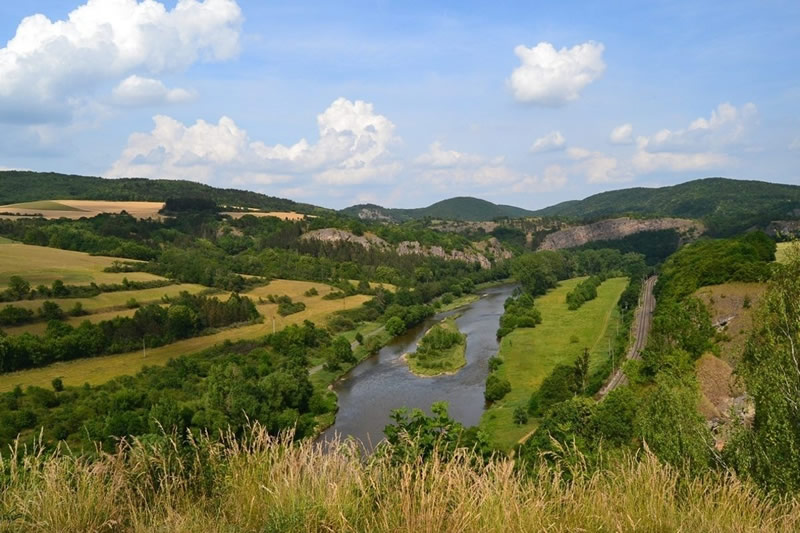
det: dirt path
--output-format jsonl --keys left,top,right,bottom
{"left": 597, "top": 275, "right": 658, "bottom": 399}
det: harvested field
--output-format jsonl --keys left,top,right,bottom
{"left": 0, "top": 241, "right": 164, "bottom": 287}
{"left": 0, "top": 279, "right": 370, "bottom": 391}
{"left": 776, "top": 241, "right": 796, "bottom": 264}
{"left": 222, "top": 211, "right": 310, "bottom": 220}
{"left": 0, "top": 199, "right": 165, "bottom": 219}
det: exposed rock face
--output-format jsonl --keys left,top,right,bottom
{"left": 301, "top": 228, "right": 390, "bottom": 249}
{"left": 301, "top": 228, "right": 510, "bottom": 269}
{"left": 357, "top": 208, "right": 393, "bottom": 221}
{"left": 765, "top": 220, "right": 800, "bottom": 237}
{"left": 537, "top": 217, "right": 704, "bottom": 251}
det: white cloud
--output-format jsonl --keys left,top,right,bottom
{"left": 508, "top": 41, "right": 605, "bottom": 105}
{"left": 610, "top": 123, "right": 633, "bottom": 144}
{"left": 0, "top": 0, "right": 242, "bottom": 123}
{"left": 637, "top": 102, "right": 757, "bottom": 153}
{"left": 530, "top": 131, "right": 566, "bottom": 153}
{"left": 108, "top": 97, "right": 401, "bottom": 187}
{"left": 112, "top": 76, "right": 194, "bottom": 106}
{"left": 414, "top": 141, "right": 485, "bottom": 167}
{"left": 790, "top": 137, "right": 800, "bottom": 151}
{"left": 628, "top": 102, "right": 755, "bottom": 173}
{"left": 631, "top": 151, "right": 731, "bottom": 174}
{"left": 567, "top": 146, "right": 631, "bottom": 183}
{"left": 508, "top": 165, "right": 568, "bottom": 193}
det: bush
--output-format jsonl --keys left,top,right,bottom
{"left": 385, "top": 316, "right": 406, "bottom": 336}
{"left": 126, "top": 298, "right": 140, "bottom": 309}
{"left": 304, "top": 287, "right": 319, "bottom": 297}
{"left": 485, "top": 374, "right": 511, "bottom": 402}
{"left": 513, "top": 406, "right": 529, "bottom": 425}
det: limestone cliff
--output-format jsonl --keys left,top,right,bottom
{"left": 537, "top": 217, "right": 704, "bottom": 251}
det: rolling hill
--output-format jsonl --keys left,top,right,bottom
{"left": 341, "top": 196, "right": 537, "bottom": 222}
{"left": 0, "top": 171, "right": 326, "bottom": 215}
{"left": 532, "top": 178, "right": 800, "bottom": 236}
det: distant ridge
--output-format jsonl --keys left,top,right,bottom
{"left": 532, "top": 177, "right": 800, "bottom": 236}
{"left": 341, "top": 196, "right": 537, "bottom": 222}
{"left": 0, "top": 171, "right": 326, "bottom": 214}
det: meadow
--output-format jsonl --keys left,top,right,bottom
{"left": 0, "top": 240, "right": 162, "bottom": 287}
{"left": 0, "top": 279, "right": 370, "bottom": 392}
{"left": 0, "top": 199, "right": 165, "bottom": 219}
{"left": 776, "top": 241, "right": 796, "bottom": 264}
{"left": 2, "top": 426, "right": 797, "bottom": 532}
{"left": 480, "top": 277, "right": 628, "bottom": 450}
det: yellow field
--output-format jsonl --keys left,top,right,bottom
{"left": 0, "top": 241, "right": 164, "bottom": 288}
{"left": 776, "top": 241, "right": 797, "bottom": 264}
{"left": 10, "top": 283, "right": 210, "bottom": 313}
{"left": 0, "top": 200, "right": 164, "bottom": 220}
{"left": 0, "top": 279, "right": 370, "bottom": 391}
{"left": 695, "top": 282, "right": 766, "bottom": 365}
{"left": 222, "top": 211, "right": 310, "bottom": 220}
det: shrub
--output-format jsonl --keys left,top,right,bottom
{"left": 485, "top": 374, "right": 511, "bottom": 402}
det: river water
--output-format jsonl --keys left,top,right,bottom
{"left": 321, "top": 283, "right": 516, "bottom": 449}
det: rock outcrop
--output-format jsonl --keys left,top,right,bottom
{"left": 765, "top": 220, "right": 800, "bottom": 238}
{"left": 301, "top": 228, "right": 511, "bottom": 269}
{"left": 537, "top": 217, "right": 704, "bottom": 251}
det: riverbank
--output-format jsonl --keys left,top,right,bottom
{"left": 480, "top": 277, "right": 628, "bottom": 450}
{"left": 404, "top": 316, "right": 467, "bottom": 377}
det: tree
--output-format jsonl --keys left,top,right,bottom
{"left": 332, "top": 336, "right": 355, "bottom": 364}
{"left": 51, "top": 377, "right": 64, "bottom": 392}
{"left": 38, "top": 301, "right": 64, "bottom": 321}
{"left": 513, "top": 405, "right": 528, "bottom": 425}
{"left": 726, "top": 251, "right": 800, "bottom": 493}
{"left": 382, "top": 402, "right": 466, "bottom": 464}
{"left": 385, "top": 316, "right": 406, "bottom": 336}
{"left": 167, "top": 305, "right": 197, "bottom": 339}
{"left": 8, "top": 276, "right": 30, "bottom": 300}
{"left": 485, "top": 374, "right": 511, "bottom": 402}
{"left": 572, "top": 348, "right": 590, "bottom": 394}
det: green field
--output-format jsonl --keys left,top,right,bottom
{"left": 0, "top": 242, "right": 163, "bottom": 287}
{"left": 0, "top": 279, "right": 371, "bottom": 392}
{"left": 776, "top": 241, "right": 796, "bottom": 264}
{"left": 406, "top": 316, "right": 466, "bottom": 377}
{"left": 480, "top": 277, "right": 628, "bottom": 450}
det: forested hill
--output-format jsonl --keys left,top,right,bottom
{"left": 0, "top": 171, "right": 325, "bottom": 214}
{"left": 342, "top": 196, "right": 537, "bottom": 222}
{"left": 532, "top": 177, "right": 800, "bottom": 236}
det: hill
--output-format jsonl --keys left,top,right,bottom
{"left": 532, "top": 177, "right": 800, "bottom": 236}
{"left": 342, "top": 196, "right": 537, "bottom": 222}
{"left": 0, "top": 170, "right": 325, "bottom": 214}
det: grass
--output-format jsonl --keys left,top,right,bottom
{"left": 406, "top": 316, "right": 466, "bottom": 377}
{"left": 480, "top": 277, "right": 628, "bottom": 450}
{"left": 0, "top": 242, "right": 163, "bottom": 287}
{"left": 776, "top": 241, "right": 797, "bottom": 264}
{"left": 695, "top": 282, "right": 766, "bottom": 365}
{"left": 0, "top": 280, "right": 370, "bottom": 392}
{"left": 2, "top": 426, "right": 798, "bottom": 532}
{"left": 0, "top": 200, "right": 165, "bottom": 219}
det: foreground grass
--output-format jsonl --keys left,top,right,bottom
{"left": 0, "top": 280, "right": 370, "bottom": 392}
{"left": 1, "top": 426, "right": 798, "bottom": 532}
{"left": 0, "top": 241, "right": 162, "bottom": 287}
{"left": 480, "top": 277, "right": 628, "bottom": 450}
{"left": 406, "top": 316, "right": 466, "bottom": 377}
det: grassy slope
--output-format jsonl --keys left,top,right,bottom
{"left": 0, "top": 241, "right": 162, "bottom": 287}
{"left": 776, "top": 241, "right": 796, "bottom": 264}
{"left": 1, "top": 200, "right": 84, "bottom": 211}
{"left": 406, "top": 316, "right": 466, "bottom": 377}
{"left": 0, "top": 279, "right": 370, "bottom": 391}
{"left": 480, "top": 277, "right": 628, "bottom": 450}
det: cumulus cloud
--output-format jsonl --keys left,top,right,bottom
{"left": 610, "top": 123, "right": 633, "bottom": 144}
{"left": 112, "top": 76, "right": 194, "bottom": 106}
{"left": 108, "top": 97, "right": 400, "bottom": 187}
{"left": 530, "top": 131, "right": 566, "bottom": 153}
{"left": 0, "top": 0, "right": 242, "bottom": 123}
{"left": 508, "top": 41, "right": 605, "bottom": 106}
{"left": 413, "top": 142, "right": 566, "bottom": 194}
{"left": 567, "top": 146, "right": 631, "bottom": 183}
{"left": 629, "top": 102, "right": 756, "bottom": 173}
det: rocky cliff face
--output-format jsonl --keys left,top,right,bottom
{"left": 537, "top": 217, "right": 704, "bottom": 251}
{"left": 765, "top": 220, "right": 800, "bottom": 237}
{"left": 301, "top": 228, "right": 509, "bottom": 269}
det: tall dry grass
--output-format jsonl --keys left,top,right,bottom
{"left": 1, "top": 426, "right": 798, "bottom": 532}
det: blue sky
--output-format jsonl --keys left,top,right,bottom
{"left": 0, "top": 0, "right": 798, "bottom": 209}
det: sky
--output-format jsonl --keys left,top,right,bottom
{"left": 0, "top": 0, "right": 799, "bottom": 210}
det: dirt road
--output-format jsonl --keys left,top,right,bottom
{"left": 597, "top": 275, "right": 658, "bottom": 398}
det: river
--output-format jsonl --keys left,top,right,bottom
{"left": 321, "top": 283, "right": 516, "bottom": 449}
